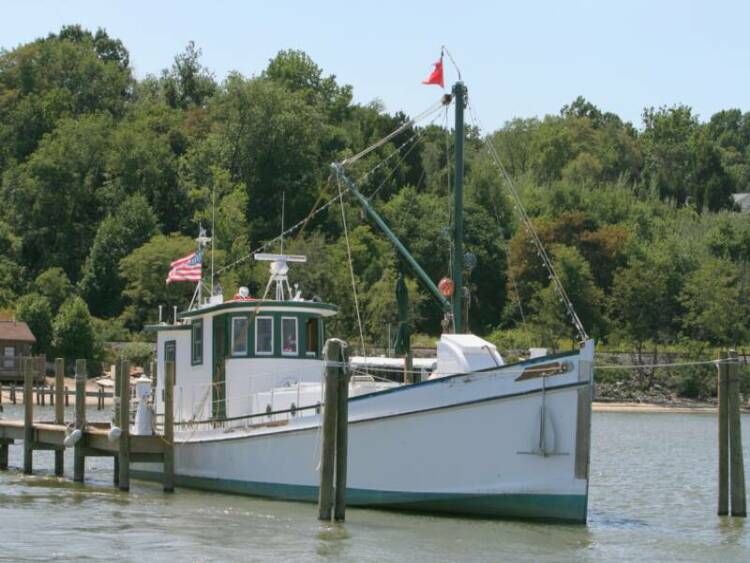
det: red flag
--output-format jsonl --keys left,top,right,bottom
{"left": 422, "top": 57, "right": 444, "bottom": 88}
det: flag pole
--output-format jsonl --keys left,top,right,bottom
{"left": 210, "top": 184, "right": 216, "bottom": 297}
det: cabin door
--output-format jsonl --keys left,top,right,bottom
{"left": 212, "top": 317, "right": 227, "bottom": 419}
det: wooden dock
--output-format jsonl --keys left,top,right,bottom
{"left": 0, "top": 357, "right": 173, "bottom": 492}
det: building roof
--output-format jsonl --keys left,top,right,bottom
{"left": 732, "top": 193, "right": 750, "bottom": 212}
{"left": 0, "top": 320, "right": 36, "bottom": 342}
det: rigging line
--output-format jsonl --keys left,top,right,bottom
{"left": 467, "top": 101, "right": 589, "bottom": 342}
{"left": 336, "top": 174, "right": 368, "bottom": 359}
{"left": 341, "top": 99, "right": 446, "bottom": 167}
{"left": 367, "top": 110, "right": 442, "bottom": 201}
{"left": 214, "top": 124, "right": 433, "bottom": 277}
{"left": 596, "top": 359, "right": 724, "bottom": 370}
{"left": 295, "top": 175, "right": 332, "bottom": 240}
{"left": 490, "top": 195, "right": 528, "bottom": 331}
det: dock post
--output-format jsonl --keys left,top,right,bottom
{"left": 64, "top": 386, "right": 69, "bottom": 407}
{"left": 54, "top": 358, "right": 65, "bottom": 476}
{"left": 113, "top": 360, "right": 121, "bottom": 485}
{"left": 118, "top": 359, "right": 131, "bottom": 492}
{"left": 318, "top": 339, "right": 342, "bottom": 521}
{"left": 728, "top": 350, "right": 747, "bottom": 517}
{"left": 718, "top": 351, "right": 729, "bottom": 515}
{"left": 334, "top": 342, "right": 350, "bottom": 522}
{"left": 23, "top": 357, "right": 34, "bottom": 474}
{"left": 73, "top": 359, "right": 87, "bottom": 483}
{"left": 163, "top": 361, "right": 175, "bottom": 492}
{"left": 11, "top": 384, "right": 16, "bottom": 404}
{"left": 0, "top": 440, "right": 8, "bottom": 470}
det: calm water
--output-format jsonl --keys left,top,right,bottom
{"left": 0, "top": 406, "right": 748, "bottom": 562}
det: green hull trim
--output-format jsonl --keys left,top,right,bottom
{"left": 131, "top": 470, "right": 587, "bottom": 523}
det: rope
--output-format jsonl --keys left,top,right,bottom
{"left": 214, "top": 123, "right": 435, "bottom": 277}
{"left": 596, "top": 359, "right": 729, "bottom": 370}
{"left": 336, "top": 174, "right": 367, "bottom": 358}
{"left": 341, "top": 99, "right": 446, "bottom": 167}
{"left": 467, "top": 101, "right": 589, "bottom": 342}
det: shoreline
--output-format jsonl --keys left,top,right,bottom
{"left": 593, "top": 400, "right": 749, "bottom": 413}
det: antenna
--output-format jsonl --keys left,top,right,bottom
{"left": 280, "top": 191, "right": 285, "bottom": 256}
{"left": 210, "top": 182, "right": 216, "bottom": 296}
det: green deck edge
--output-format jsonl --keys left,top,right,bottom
{"left": 131, "top": 469, "right": 586, "bottom": 523}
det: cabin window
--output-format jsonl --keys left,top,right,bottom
{"left": 281, "top": 317, "right": 298, "bottom": 356}
{"left": 231, "top": 317, "right": 248, "bottom": 356}
{"left": 165, "top": 340, "right": 176, "bottom": 383}
{"left": 191, "top": 320, "right": 203, "bottom": 365}
{"left": 306, "top": 318, "right": 318, "bottom": 356}
{"left": 255, "top": 316, "right": 273, "bottom": 355}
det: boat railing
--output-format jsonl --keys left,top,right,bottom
{"left": 155, "top": 400, "right": 323, "bottom": 433}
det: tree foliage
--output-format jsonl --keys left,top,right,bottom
{"left": 2, "top": 26, "right": 750, "bottom": 357}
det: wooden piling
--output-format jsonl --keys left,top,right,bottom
{"left": 64, "top": 386, "right": 69, "bottom": 407}
{"left": 118, "top": 359, "right": 131, "bottom": 492}
{"left": 318, "top": 339, "right": 342, "bottom": 521}
{"left": 11, "top": 384, "right": 16, "bottom": 404}
{"left": 0, "top": 439, "right": 9, "bottom": 470}
{"left": 40, "top": 384, "right": 45, "bottom": 406}
{"left": 718, "top": 351, "right": 729, "bottom": 516}
{"left": 54, "top": 358, "right": 65, "bottom": 476}
{"left": 728, "top": 350, "right": 747, "bottom": 517}
{"left": 163, "top": 360, "right": 175, "bottom": 493}
{"left": 73, "top": 359, "right": 87, "bottom": 483}
{"left": 23, "top": 358, "right": 34, "bottom": 474}
{"left": 334, "top": 344, "right": 350, "bottom": 522}
{"left": 113, "top": 360, "right": 121, "bottom": 485}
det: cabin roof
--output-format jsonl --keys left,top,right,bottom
{"left": 0, "top": 320, "right": 36, "bottom": 342}
{"left": 176, "top": 299, "right": 337, "bottom": 320}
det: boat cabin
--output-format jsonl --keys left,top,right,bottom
{"left": 147, "top": 254, "right": 337, "bottom": 422}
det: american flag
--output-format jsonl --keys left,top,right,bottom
{"left": 166, "top": 250, "right": 203, "bottom": 284}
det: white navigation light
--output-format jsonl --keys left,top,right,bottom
{"left": 238, "top": 286, "right": 250, "bottom": 299}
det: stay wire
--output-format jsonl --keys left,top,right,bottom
{"left": 336, "top": 174, "right": 368, "bottom": 358}
{"left": 467, "top": 101, "right": 589, "bottom": 342}
{"left": 213, "top": 117, "right": 437, "bottom": 277}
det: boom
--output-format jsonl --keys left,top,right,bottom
{"left": 331, "top": 163, "right": 451, "bottom": 314}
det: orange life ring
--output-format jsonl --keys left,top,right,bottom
{"left": 438, "top": 277, "right": 455, "bottom": 297}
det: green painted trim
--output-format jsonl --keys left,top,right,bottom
{"left": 178, "top": 300, "right": 337, "bottom": 319}
{"left": 131, "top": 470, "right": 586, "bottom": 523}
{"left": 144, "top": 324, "right": 192, "bottom": 332}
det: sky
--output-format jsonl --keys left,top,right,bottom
{"left": 2, "top": 0, "right": 749, "bottom": 131}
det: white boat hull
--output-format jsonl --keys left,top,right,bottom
{"left": 134, "top": 343, "right": 594, "bottom": 522}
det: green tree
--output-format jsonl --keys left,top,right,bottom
{"left": 15, "top": 293, "right": 53, "bottom": 355}
{"left": 32, "top": 267, "right": 74, "bottom": 312}
{"left": 160, "top": 41, "right": 216, "bottom": 109}
{"left": 79, "top": 194, "right": 158, "bottom": 317}
{"left": 1, "top": 114, "right": 113, "bottom": 279}
{"left": 679, "top": 257, "right": 749, "bottom": 346}
{"left": 119, "top": 234, "right": 198, "bottom": 329}
{"left": 52, "top": 296, "right": 96, "bottom": 362}
{"left": 0, "top": 221, "right": 25, "bottom": 307}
